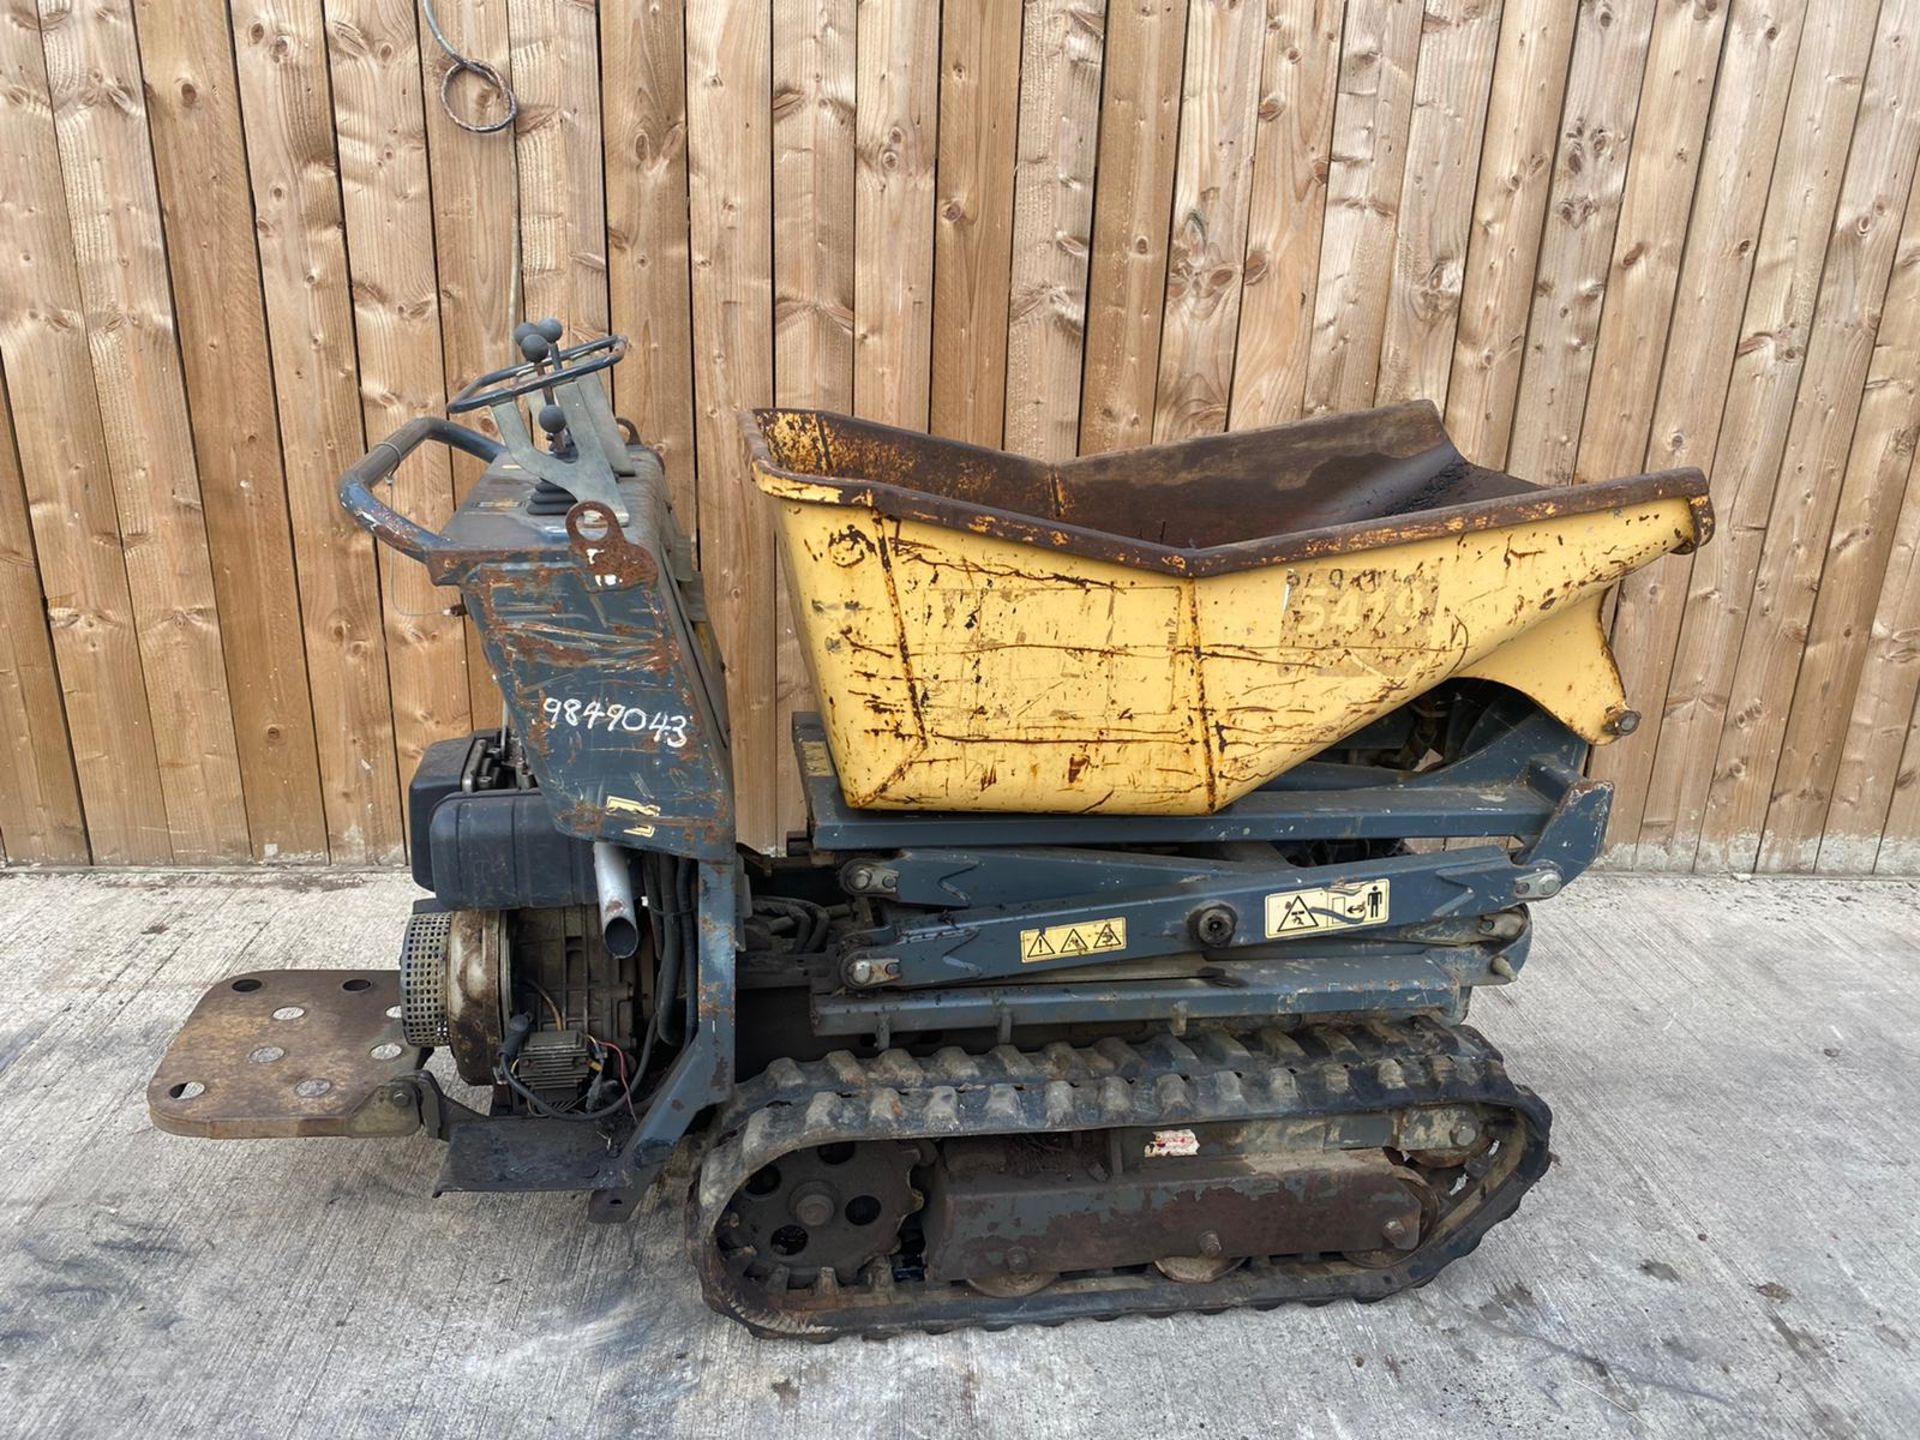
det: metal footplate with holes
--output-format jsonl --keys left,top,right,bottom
{"left": 690, "top": 1017, "right": 1550, "bottom": 1338}
{"left": 148, "top": 971, "right": 427, "bottom": 1139}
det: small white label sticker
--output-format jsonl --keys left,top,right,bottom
{"left": 1145, "top": 1128, "right": 1199, "bottom": 1158}
{"left": 1264, "top": 879, "right": 1392, "bottom": 937}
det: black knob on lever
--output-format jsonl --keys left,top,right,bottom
{"left": 536, "top": 402, "right": 575, "bottom": 458}
{"left": 513, "top": 316, "right": 566, "bottom": 362}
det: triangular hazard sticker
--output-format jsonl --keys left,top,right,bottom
{"left": 1059, "top": 928, "right": 1089, "bottom": 956}
{"left": 1277, "top": 895, "right": 1319, "bottom": 932}
{"left": 1024, "top": 930, "right": 1056, "bottom": 959}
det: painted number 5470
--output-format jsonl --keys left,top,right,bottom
{"left": 542, "top": 696, "right": 689, "bottom": 748}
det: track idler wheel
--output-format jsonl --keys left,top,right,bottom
{"left": 1340, "top": 1170, "right": 1441, "bottom": 1269}
{"left": 965, "top": 1269, "right": 1056, "bottom": 1299}
{"left": 1154, "top": 1234, "right": 1246, "bottom": 1283}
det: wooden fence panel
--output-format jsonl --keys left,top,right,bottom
{"left": 420, "top": 0, "right": 517, "bottom": 727}
{"left": 1444, "top": 0, "right": 1577, "bottom": 467}
{"left": 1300, "top": 0, "right": 1422, "bottom": 416}
{"left": 1152, "top": 0, "right": 1266, "bottom": 443}
{"left": 138, "top": 0, "right": 329, "bottom": 863}
{"left": 4, "top": 0, "right": 1920, "bottom": 874}
{"left": 772, "top": 0, "right": 855, "bottom": 840}
{"left": 0, "top": 9, "right": 170, "bottom": 864}
{"left": 1371, "top": 0, "right": 1501, "bottom": 411}
{"left": 232, "top": 0, "right": 404, "bottom": 864}
{"left": 1502, "top": 0, "right": 1658, "bottom": 486}
{"left": 1698, "top": 0, "right": 1920, "bottom": 875}
{"left": 42, "top": 0, "right": 251, "bottom": 863}
{"left": 686, "top": 0, "right": 778, "bottom": 853}
{"left": 1637, "top": 0, "right": 1883, "bottom": 871}
{"left": 328, "top": 0, "right": 473, "bottom": 798}
{"left": 1002, "top": 0, "right": 1106, "bottom": 461}
{"left": 930, "top": 0, "right": 1022, "bottom": 447}
{"left": 1599, "top": 0, "right": 1812, "bottom": 862}
{"left": 0, "top": 365, "right": 85, "bottom": 864}
{"left": 1774, "top": 184, "right": 1920, "bottom": 871}
{"left": 852, "top": 0, "right": 938, "bottom": 429}
{"left": 1225, "top": 0, "right": 1338, "bottom": 430}
{"left": 604, "top": 0, "right": 699, "bottom": 523}
{"left": 510, "top": 0, "right": 610, "bottom": 335}
{"left": 1080, "top": 0, "right": 1186, "bottom": 452}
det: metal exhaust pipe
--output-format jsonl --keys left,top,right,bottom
{"left": 593, "top": 842, "right": 641, "bottom": 960}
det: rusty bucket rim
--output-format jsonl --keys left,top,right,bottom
{"left": 739, "top": 406, "right": 1713, "bottom": 577}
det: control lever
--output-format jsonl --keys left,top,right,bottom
{"left": 451, "top": 317, "right": 634, "bottom": 521}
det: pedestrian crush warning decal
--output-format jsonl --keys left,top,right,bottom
{"left": 1263, "top": 879, "right": 1392, "bottom": 937}
{"left": 1020, "top": 917, "right": 1127, "bottom": 962}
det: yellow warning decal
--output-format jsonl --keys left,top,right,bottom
{"left": 607, "top": 794, "right": 661, "bottom": 839}
{"left": 1019, "top": 917, "right": 1127, "bottom": 963}
{"left": 1264, "top": 879, "right": 1392, "bottom": 937}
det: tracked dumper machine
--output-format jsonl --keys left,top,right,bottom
{"left": 149, "top": 322, "right": 1712, "bottom": 1337}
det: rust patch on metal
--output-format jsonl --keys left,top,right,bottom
{"left": 568, "top": 501, "right": 659, "bottom": 587}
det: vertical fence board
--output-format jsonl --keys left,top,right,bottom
{"left": 853, "top": 0, "right": 938, "bottom": 428}
{"left": 1502, "top": 0, "right": 1659, "bottom": 486}
{"left": 327, "top": 0, "right": 471, "bottom": 801}
{"left": 232, "top": 0, "right": 404, "bottom": 863}
{"left": 1822, "top": 456, "right": 1920, "bottom": 872}
{"left": 772, "top": 0, "right": 855, "bottom": 843}
{"left": 1775, "top": 188, "right": 1920, "bottom": 870}
{"left": 1444, "top": 0, "right": 1577, "bottom": 467}
{"left": 686, "top": 0, "right": 778, "bottom": 851}
{"left": 1151, "top": 0, "right": 1266, "bottom": 443}
{"left": 138, "top": 0, "right": 328, "bottom": 863}
{"left": 1079, "top": 0, "right": 1186, "bottom": 453}
{"left": 1878, "top": 703, "right": 1920, "bottom": 873}
{"left": 1372, "top": 0, "right": 1502, "bottom": 410}
{"left": 1003, "top": 0, "right": 1107, "bottom": 461}
{"left": 1571, "top": 0, "right": 1728, "bottom": 487}
{"left": 1699, "top": 2, "right": 1920, "bottom": 874}
{"left": 509, "top": 0, "right": 607, "bottom": 336}
{"left": 0, "top": 363, "right": 86, "bottom": 864}
{"left": 418, "top": 0, "right": 516, "bottom": 727}
{"left": 1636, "top": 0, "right": 1882, "bottom": 871}
{"left": 930, "top": 0, "right": 1022, "bottom": 446}
{"left": 1227, "top": 0, "right": 1341, "bottom": 429}
{"left": 41, "top": 0, "right": 251, "bottom": 862}
{"left": 774, "top": 0, "right": 856, "bottom": 413}
{"left": 1865, "top": 476, "right": 1920, "bottom": 873}
{"left": 0, "top": 5, "right": 169, "bottom": 863}
{"left": 604, "top": 0, "right": 698, "bottom": 525}
{"left": 1566, "top": 0, "right": 1726, "bottom": 842}
{"left": 1595, "top": 0, "right": 1811, "bottom": 860}
{"left": 1300, "top": 0, "right": 1423, "bottom": 415}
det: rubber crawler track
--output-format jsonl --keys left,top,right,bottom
{"left": 689, "top": 1018, "right": 1552, "bottom": 1338}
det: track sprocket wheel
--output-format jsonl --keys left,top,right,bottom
{"left": 717, "top": 1140, "right": 921, "bottom": 1288}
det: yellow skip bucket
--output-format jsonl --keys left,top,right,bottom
{"left": 744, "top": 404, "right": 1712, "bottom": 816}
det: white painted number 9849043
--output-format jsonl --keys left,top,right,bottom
{"left": 542, "top": 696, "right": 689, "bottom": 747}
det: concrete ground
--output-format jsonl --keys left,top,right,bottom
{"left": 0, "top": 869, "right": 1915, "bottom": 1439}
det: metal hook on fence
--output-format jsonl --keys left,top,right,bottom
{"left": 420, "top": 0, "right": 519, "bottom": 135}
